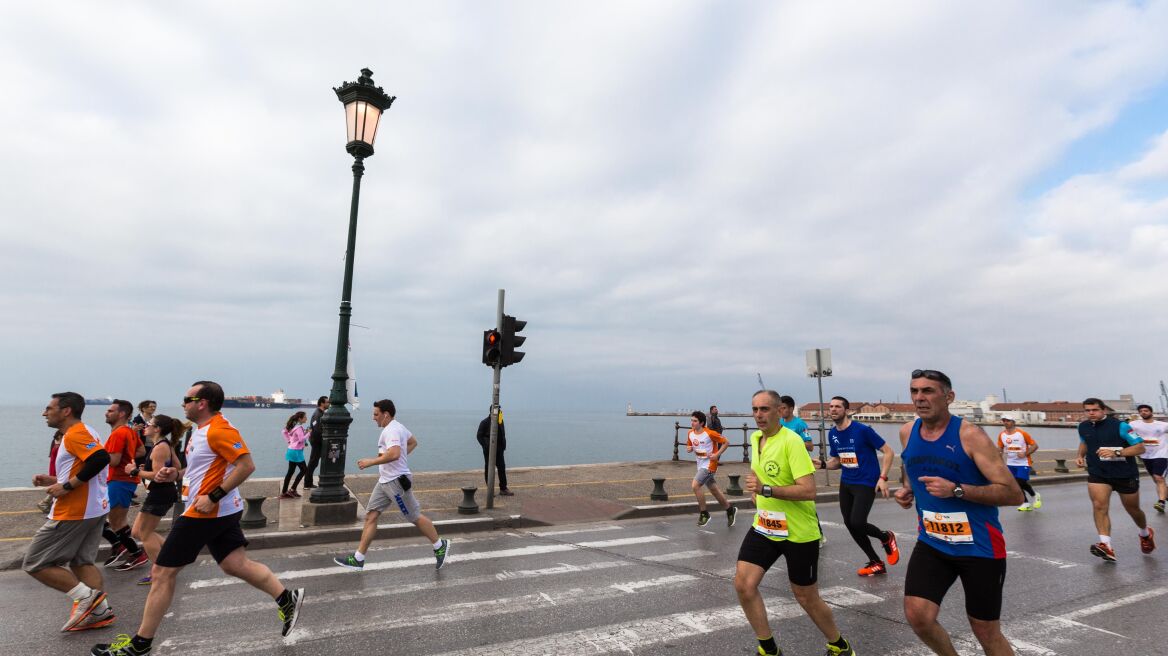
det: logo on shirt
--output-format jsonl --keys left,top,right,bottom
{"left": 85, "top": 442, "right": 97, "bottom": 449}
{"left": 944, "top": 444, "right": 957, "bottom": 453}
{"left": 232, "top": 442, "right": 243, "bottom": 449}
{"left": 764, "top": 462, "right": 779, "bottom": 476}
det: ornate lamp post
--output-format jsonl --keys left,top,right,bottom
{"left": 308, "top": 68, "right": 395, "bottom": 518}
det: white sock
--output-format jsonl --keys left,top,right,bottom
{"left": 1099, "top": 535, "right": 1112, "bottom": 546}
{"left": 66, "top": 582, "right": 93, "bottom": 603}
{"left": 1140, "top": 527, "right": 1150, "bottom": 538}
{"left": 354, "top": 551, "right": 365, "bottom": 562}
{"left": 433, "top": 539, "right": 444, "bottom": 550}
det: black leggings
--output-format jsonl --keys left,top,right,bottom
{"left": 839, "top": 483, "right": 888, "bottom": 563}
{"left": 284, "top": 460, "right": 307, "bottom": 492}
{"left": 1015, "top": 477, "right": 1036, "bottom": 499}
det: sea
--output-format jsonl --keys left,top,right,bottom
{"left": 0, "top": 404, "right": 1085, "bottom": 489}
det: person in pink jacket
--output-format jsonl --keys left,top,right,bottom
{"left": 281, "top": 412, "right": 309, "bottom": 498}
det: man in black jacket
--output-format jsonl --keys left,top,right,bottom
{"left": 477, "top": 411, "right": 512, "bottom": 496}
{"left": 304, "top": 396, "right": 329, "bottom": 489}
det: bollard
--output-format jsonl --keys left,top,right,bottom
{"left": 1054, "top": 459, "right": 1069, "bottom": 474}
{"left": 650, "top": 478, "right": 669, "bottom": 501}
{"left": 726, "top": 474, "right": 744, "bottom": 496}
{"left": 458, "top": 487, "right": 480, "bottom": 515}
{"left": 240, "top": 496, "right": 268, "bottom": 529}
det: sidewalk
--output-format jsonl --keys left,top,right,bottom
{"left": 0, "top": 449, "right": 1088, "bottom": 570}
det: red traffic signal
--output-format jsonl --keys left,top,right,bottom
{"left": 482, "top": 329, "right": 501, "bottom": 366}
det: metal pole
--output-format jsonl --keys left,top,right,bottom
{"left": 312, "top": 155, "right": 365, "bottom": 504}
{"left": 486, "top": 289, "right": 504, "bottom": 509}
{"left": 815, "top": 349, "right": 829, "bottom": 487}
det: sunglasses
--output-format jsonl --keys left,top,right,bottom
{"left": 182, "top": 396, "right": 202, "bottom": 405}
{"left": 911, "top": 369, "right": 952, "bottom": 388}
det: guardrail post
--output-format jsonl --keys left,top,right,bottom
{"left": 240, "top": 496, "right": 268, "bottom": 529}
{"left": 458, "top": 486, "right": 480, "bottom": 514}
{"left": 1054, "top": 459, "right": 1069, "bottom": 474}
{"left": 673, "top": 422, "right": 681, "bottom": 461}
{"left": 726, "top": 474, "right": 743, "bottom": 496}
{"left": 741, "top": 423, "right": 750, "bottom": 462}
{"left": 650, "top": 478, "right": 668, "bottom": 501}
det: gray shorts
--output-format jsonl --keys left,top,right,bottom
{"left": 22, "top": 515, "right": 106, "bottom": 573}
{"left": 694, "top": 469, "right": 717, "bottom": 487}
{"left": 368, "top": 478, "right": 421, "bottom": 522}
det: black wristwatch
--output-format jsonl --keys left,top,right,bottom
{"left": 952, "top": 484, "right": 965, "bottom": 499}
{"left": 762, "top": 485, "right": 773, "bottom": 498}
{"left": 62, "top": 480, "right": 74, "bottom": 491}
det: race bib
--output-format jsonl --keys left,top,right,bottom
{"left": 1007, "top": 446, "right": 1023, "bottom": 452}
{"left": 921, "top": 510, "right": 973, "bottom": 543}
{"left": 1099, "top": 452, "right": 1125, "bottom": 462}
{"left": 838, "top": 451, "right": 859, "bottom": 468}
{"left": 755, "top": 508, "right": 789, "bottom": 538}
{"left": 1143, "top": 437, "right": 1160, "bottom": 446}
{"left": 694, "top": 450, "right": 708, "bottom": 457}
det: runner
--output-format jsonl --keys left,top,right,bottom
{"left": 778, "top": 395, "right": 813, "bottom": 453}
{"left": 333, "top": 399, "right": 450, "bottom": 571}
{"left": 815, "top": 396, "right": 899, "bottom": 576}
{"left": 1075, "top": 397, "right": 1155, "bottom": 562}
{"left": 735, "top": 390, "right": 855, "bottom": 656}
{"left": 101, "top": 400, "right": 147, "bottom": 571}
{"left": 893, "top": 369, "right": 1022, "bottom": 656}
{"left": 26, "top": 392, "right": 115, "bottom": 633}
{"left": 92, "top": 381, "right": 305, "bottom": 656}
{"left": 686, "top": 410, "right": 737, "bottom": 527}
{"left": 123, "top": 415, "right": 185, "bottom": 585}
{"left": 1130, "top": 404, "right": 1167, "bottom": 512}
{"left": 996, "top": 416, "right": 1041, "bottom": 511}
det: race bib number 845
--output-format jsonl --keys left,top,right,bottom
{"left": 755, "top": 509, "right": 789, "bottom": 538}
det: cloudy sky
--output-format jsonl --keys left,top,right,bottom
{"left": 2, "top": 1, "right": 1166, "bottom": 413}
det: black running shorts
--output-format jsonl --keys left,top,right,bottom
{"left": 904, "top": 541, "right": 1006, "bottom": 621}
{"left": 737, "top": 529, "right": 819, "bottom": 586}
{"left": 155, "top": 511, "right": 249, "bottom": 568}
{"left": 1087, "top": 475, "right": 1140, "bottom": 495}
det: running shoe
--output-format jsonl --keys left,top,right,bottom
{"left": 1017, "top": 503, "right": 1032, "bottom": 511}
{"left": 1090, "top": 542, "right": 1118, "bottom": 562}
{"left": 1154, "top": 500, "right": 1165, "bottom": 513}
{"left": 69, "top": 607, "right": 115, "bottom": 632}
{"left": 857, "top": 560, "right": 886, "bottom": 577}
{"left": 92, "top": 634, "right": 151, "bottom": 655}
{"left": 434, "top": 538, "right": 451, "bottom": 570}
{"left": 136, "top": 575, "right": 152, "bottom": 586}
{"left": 278, "top": 588, "right": 305, "bottom": 637}
{"left": 103, "top": 544, "right": 128, "bottom": 568}
{"left": 333, "top": 554, "right": 364, "bottom": 570}
{"left": 278, "top": 492, "right": 294, "bottom": 499}
{"left": 115, "top": 551, "right": 149, "bottom": 572}
{"left": 1139, "top": 527, "right": 1156, "bottom": 554}
{"left": 824, "top": 637, "right": 855, "bottom": 655}
{"left": 757, "top": 646, "right": 781, "bottom": 656}
{"left": 499, "top": 488, "right": 515, "bottom": 496}
{"left": 881, "top": 531, "right": 900, "bottom": 566}
{"left": 727, "top": 505, "right": 738, "bottom": 527}
{"left": 1033, "top": 493, "right": 1042, "bottom": 509}
{"left": 289, "top": 490, "right": 301, "bottom": 498}
{"left": 697, "top": 511, "right": 710, "bottom": 527}
{"left": 62, "top": 590, "right": 107, "bottom": 632}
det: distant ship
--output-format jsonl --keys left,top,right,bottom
{"left": 86, "top": 390, "right": 313, "bottom": 409}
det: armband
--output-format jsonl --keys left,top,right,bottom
{"left": 208, "top": 487, "right": 227, "bottom": 503}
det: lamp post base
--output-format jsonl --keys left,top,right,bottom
{"left": 300, "top": 498, "right": 359, "bottom": 526}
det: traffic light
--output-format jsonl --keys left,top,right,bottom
{"left": 482, "top": 329, "right": 500, "bottom": 366}
{"left": 500, "top": 314, "right": 527, "bottom": 367}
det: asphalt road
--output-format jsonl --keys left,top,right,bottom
{"left": 2, "top": 480, "right": 1165, "bottom": 655}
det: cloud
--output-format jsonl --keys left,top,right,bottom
{"left": 1, "top": 1, "right": 1167, "bottom": 410}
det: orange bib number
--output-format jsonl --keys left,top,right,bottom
{"left": 838, "top": 451, "right": 859, "bottom": 468}
{"left": 755, "top": 509, "right": 789, "bottom": 538}
{"left": 921, "top": 510, "right": 973, "bottom": 543}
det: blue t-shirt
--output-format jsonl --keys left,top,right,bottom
{"left": 780, "top": 417, "right": 810, "bottom": 442}
{"left": 828, "top": 421, "right": 886, "bottom": 486}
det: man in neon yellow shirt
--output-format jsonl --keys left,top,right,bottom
{"left": 734, "top": 390, "right": 856, "bottom": 656}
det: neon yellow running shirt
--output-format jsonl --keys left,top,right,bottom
{"left": 750, "top": 426, "right": 821, "bottom": 543}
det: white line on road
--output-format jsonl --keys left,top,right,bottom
{"left": 1005, "top": 550, "right": 1079, "bottom": 569}
{"left": 522, "top": 524, "right": 625, "bottom": 537}
{"left": 188, "top": 535, "right": 669, "bottom": 588}
{"left": 642, "top": 549, "right": 717, "bottom": 562}
{"left": 611, "top": 574, "right": 697, "bottom": 593}
{"left": 1060, "top": 588, "right": 1168, "bottom": 620}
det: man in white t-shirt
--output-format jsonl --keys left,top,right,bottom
{"left": 1131, "top": 404, "right": 1168, "bottom": 513}
{"left": 334, "top": 399, "right": 450, "bottom": 571}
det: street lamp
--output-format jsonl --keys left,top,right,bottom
{"left": 309, "top": 68, "right": 395, "bottom": 516}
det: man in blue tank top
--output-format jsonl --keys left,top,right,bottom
{"left": 1075, "top": 397, "right": 1154, "bottom": 561}
{"left": 893, "top": 370, "right": 1022, "bottom": 656}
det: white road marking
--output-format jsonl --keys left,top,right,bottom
{"left": 1005, "top": 550, "right": 1078, "bottom": 569}
{"left": 642, "top": 549, "right": 717, "bottom": 562}
{"left": 188, "top": 535, "right": 668, "bottom": 588}
{"left": 611, "top": 574, "right": 697, "bottom": 593}
{"left": 1060, "top": 588, "right": 1168, "bottom": 620}
{"left": 525, "top": 524, "right": 624, "bottom": 537}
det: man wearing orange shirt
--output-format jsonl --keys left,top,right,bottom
{"left": 102, "top": 400, "right": 147, "bottom": 570}
{"left": 26, "top": 392, "right": 116, "bottom": 632}
{"left": 92, "top": 381, "right": 304, "bottom": 656}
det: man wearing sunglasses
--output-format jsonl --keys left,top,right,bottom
{"left": 893, "top": 370, "right": 1022, "bottom": 656}
{"left": 92, "top": 381, "right": 305, "bottom": 656}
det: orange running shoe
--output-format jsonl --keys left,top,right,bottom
{"left": 1090, "top": 542, "right": 1117, "bottom": 562}
{"left": 882, "top": 530, "right": 900, "bottom": 566}
{"left": 1139, "top": 527, "right": 1156, "bottom": 554}
{"left": 857, "top": 560, "right": 886, "bottom": 576}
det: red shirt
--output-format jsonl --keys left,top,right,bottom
{"left": 105, "top": 425, "right": 142, "bottom": 484}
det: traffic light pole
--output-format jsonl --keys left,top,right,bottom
{"left": 486, "top": 288, "right": 504, "bottom": 509}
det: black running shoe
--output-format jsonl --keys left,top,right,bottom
{"left": 279, "top": 588, "right": 305, "bottom": 637}
{"left": 92, "top": 634, "right": 150, "bottom": 655}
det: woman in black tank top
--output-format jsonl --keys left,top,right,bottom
{"left": 125, "top": 415, "right": 185, "bottom": 583}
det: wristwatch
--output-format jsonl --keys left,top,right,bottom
{"left": 952, "top": 484, "right": 964, "bottom": 499}
{"left": 62, "top": 481, "right": 74, "bottom": 491}
{"left": 762, "top": 485, "right": 773, "bottom": 498}
{"left": 1113, "top": 448, "right": 1123, "bottom": 458}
